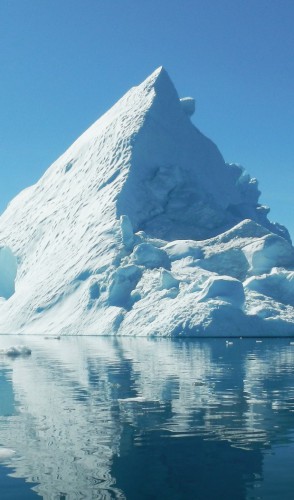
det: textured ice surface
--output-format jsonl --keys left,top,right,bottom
{"left": 0, "top": 67, "right": 293, "bottom": 336}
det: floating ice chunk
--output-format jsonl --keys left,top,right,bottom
{"left": 243, "top": 234, "right": 294, "bottom": 275}
{"left": 118, "top": 396, "right": 154, "bottom": 403}
{"left": 0, "top": 448, "right": 15, "bottom": 462}
{"left": 131, "top": 243, "right": 170, "bottom": 269}
{"left": 0, "top": 345, "right": 32, "bottom": 357}
{"left": 180, "top": 97, "right": 195, "bottom": 116}
{"left": 197, "top": 275, "right": 245, "bottom": 308}
{"left": 193, "top": 380, "right": 206, "bottom": 386}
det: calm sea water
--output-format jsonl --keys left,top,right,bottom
{"left": 0, "top": 335, "right": 293, "bottom": 499}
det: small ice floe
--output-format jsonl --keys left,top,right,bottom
{"left": 0, "top": 448, "right": 16, "bottom": 462}
{"left": 290, "top": 342, "right": 294, "bottom": 346}
{"left": 118, "top": 396, "right": 159, "bottom": 403}
{"left": 193, "top": 380, "right": 206, "bottom": 386}
{"left": 118, "top": 397, "right": 147, "bottom": 403}
{"left": 0, "top": 345, "right": 31, "bottom": 357}
{"left": 226, "top": 341, "right": 233, "bottom": 346}
{"left": 256, "top": 340, "right": 262, "bottom": 343}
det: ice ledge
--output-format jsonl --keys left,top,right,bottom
{"left": 180, "top": 97, "right": 195, "bottom": 116}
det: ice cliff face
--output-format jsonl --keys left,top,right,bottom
{"left": 0, "top": 67, "right": 294, "bottom": 336}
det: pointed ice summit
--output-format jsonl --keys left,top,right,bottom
{"left": 1, "top": 67, "right": 294, "bottom": 336}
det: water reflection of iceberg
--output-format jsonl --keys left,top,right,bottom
{"left": 0, "top": 337, "right": 293, "bottom": 499}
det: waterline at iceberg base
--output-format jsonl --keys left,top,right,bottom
{"left": 0, "top": 67, "right": 294, "bottom": 336}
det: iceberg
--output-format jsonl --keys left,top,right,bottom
{"left": 0, "top": 448, "right": 15, "bottom": 462}
{"left": 0, "top": 67, "right": 293, "bottom": 336}
{"left": 0, "top": 345, "right": 32, "bottom": 357}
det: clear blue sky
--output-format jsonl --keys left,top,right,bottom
{"left": 1, "top": 0, "right": 293, "bottom": 237}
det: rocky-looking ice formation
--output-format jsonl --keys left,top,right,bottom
{"left": 0, "top": 67, "right": 293, "bottom": 336}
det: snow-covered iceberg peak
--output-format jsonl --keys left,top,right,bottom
{"left": 0, "top": 67, "right": 293, "bottom": 336}
{"left": 116, "top": 67, "right": 288, "bottom": 242}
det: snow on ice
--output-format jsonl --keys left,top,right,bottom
{"left": 0, "top": 67, "right": 294, "bottom": 336}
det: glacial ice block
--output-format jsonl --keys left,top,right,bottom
{"left": 0, "top": 67, "right": 293, "bottom": 336}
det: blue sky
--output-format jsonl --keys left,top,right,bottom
{"left": 1, "top": 0, "right": 293, "bottom": 237}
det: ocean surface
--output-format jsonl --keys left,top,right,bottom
{"left": 0, "top": 335, "right": 293, "bottom": 499}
